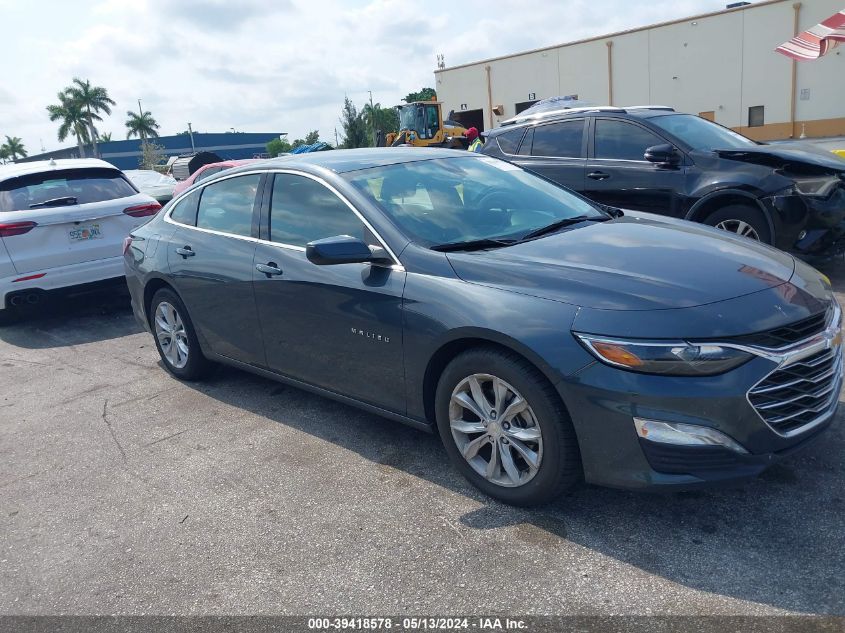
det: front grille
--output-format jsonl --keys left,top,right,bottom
{"left": 748, "top": 347, "right": 843, "bottom": 435}
{"left": 733, "top": 311, "right": 828, "bottom": 348}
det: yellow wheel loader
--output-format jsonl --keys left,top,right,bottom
{"left": 384, "top": 101, "right": 469, "bottom": 149}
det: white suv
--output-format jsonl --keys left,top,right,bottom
{"left": 0, "top": 158, "right": 160, "bottom": 315}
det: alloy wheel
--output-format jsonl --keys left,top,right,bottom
{"left": 154, "top": 301, "right": 189, "bottom": 369}
{"left": 449, "top": 373, "right": 543, "bottom": 488}
{"left": 714, "top": 219, "right": 761, "bottom": 241}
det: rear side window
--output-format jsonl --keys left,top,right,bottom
{"left": 269, "top": 174, "right": 365, "bottom": 247}
{"left": 531, "top": 120, "right": 584, "bottom": 158}
{"left": 594, "top": 119, "right": 664, "bottom": 161}
{"left": 196, "top": 174, "right": 261, "bottom": 237}
{"left": 0, "top": 168, "right": 138, "bottom": 211}
{"left": 496, "top": 128, "right": 525, "bottom": 155}
{"left": 169, "top": 189, "right": 201, "bottom": 226}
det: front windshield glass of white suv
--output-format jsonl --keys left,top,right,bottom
{"left": 344, "top": 156, "right": 604, "bottom": 247}
{"left": 649, "top": 114, "right": 757, "bottom": 151}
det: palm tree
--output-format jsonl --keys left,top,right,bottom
{"left": 68, "top": 78, "right": 115, "bottom": 158}
{"left": 125, "top": 110, "right": 160, "bottom": 141}
{"left": 362, "top": 102, "right": 399, "bottom": 146}
{"left": 0, "top": 145, "right": 10, "bottom": 164}
{"left": 2, "top": 136, "right": 27, "bottom": 160}
{"left": 46, "top": 91, "right": 91, "bottom": 158}
{"left": 98, "top": 132, "right": 112, "bottom": 142}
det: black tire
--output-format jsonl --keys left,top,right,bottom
{"left": 435, "top": 347, "right": 582, "bottom": 506}
{"left": 703, "top": 204, "right": 772, "bottom": 244}
{"left": 149, "top": 288, "right": 213, "bottom": 380}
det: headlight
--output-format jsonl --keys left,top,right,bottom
{"left": 790, "top": 175, "right": 842, "bottom": 197}
{"left": 574, "top": 334, "right": 752, "bottom": 376}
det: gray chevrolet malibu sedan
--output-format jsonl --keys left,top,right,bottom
{"left": 124, "top": 148, "right": 842, "bottom": 506}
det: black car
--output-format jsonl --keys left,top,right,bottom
{"left": 125, "top": 149, "right": 841, "bottom": 506}
{"left": 481, "top": 106, "right": 845, "bottom": 258}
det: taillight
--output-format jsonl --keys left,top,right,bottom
{"left": 123, "top": 236, "right": 133, "bottom": 255}
{"left": 0, "top": 221, "right": 38, "bottom": 237}
{"left": 123, "top": 202, "right": 162, "bottom": 218}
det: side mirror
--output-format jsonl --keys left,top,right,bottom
{"left": 306, "top": 235, "right": 378, "bottom": 266}
{"left": 644, "top": 144, "right": 681, "bottom": 166}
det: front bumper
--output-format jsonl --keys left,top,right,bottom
{"left": 765, "top": 185, "right": 845, "bottom": 260}
{"left": 558, "top": 315, "right": 842, "bottom": 491}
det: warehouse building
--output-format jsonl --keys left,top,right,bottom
{"left": 19, "top": 132, "right": 283, "bottom": 170}
{"left": 435, "top": 0, "right": 845, "bottom": 140}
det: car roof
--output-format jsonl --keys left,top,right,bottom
{"left": 200, "top": 159, "right": 259, "bottom": 169}
{"left": 226, "top": 147, "right": 468, "bottom": 176}
{"left": 0, "top": 158, "right": 120, "bottom": 182}
{"left": 486, "top": 107, "right": 681, "bottom": 136}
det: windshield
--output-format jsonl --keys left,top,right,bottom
{"left": 125, "top": 170, "right": 176, "bottom": 188}
{"left": 344, "top": 156, "right": 603, "bottom": 247}
{"left": 649, "top": 114, "right": 757, "bottom": 151}
{"left": 398, "top": 105, "right": 425, "bottom": 135}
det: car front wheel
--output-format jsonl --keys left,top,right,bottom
{"left": 149, "top": 288, "right": 213, "bottom": 380}
{"left": 435, "top": 348, "right": 581, "bottom": 506}
{"left": 704, "top": 204, "right": 772, "bottom": 243}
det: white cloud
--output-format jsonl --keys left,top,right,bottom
{"left": 1, "top": 0, "right": 737, "bottom": 155}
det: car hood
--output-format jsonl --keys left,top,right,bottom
{"left": 715, "top": 143, "right": 845, "bottom": 173}
{"left": 446, "top": 216, "right": 796, "bottom": 311}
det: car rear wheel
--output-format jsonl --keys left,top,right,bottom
{"left": 435, "top": 347, "right": 581, "bottom": 506}
{"left": 704, "top": 204, "right": 772, "bottom": 243}
{"left": 150, "top": 288, "right": 213, "bottom": 380}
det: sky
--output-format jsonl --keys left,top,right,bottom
{"left": 0, "top": 0, "right": 750, "bottom": 154}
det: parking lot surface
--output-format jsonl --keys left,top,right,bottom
{"left": 1, "top": 266, "right": 844, "bottom": 616}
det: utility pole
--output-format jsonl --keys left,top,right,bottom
{"left": 368, "top": 90, "right": 376, "bottom": 147}
{"left": 187, "top": 122, "right": 196, "bottom": 152}
{"left": 138, "top": 99, "right": 146, "bottom": 143}
{"left": 334, "top": 127, "right": 339, "bottom": 148}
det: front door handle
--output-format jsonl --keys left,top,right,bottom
{"left": 175, "top": 246, "right": 195, "bottom": 258}
{"left": 587, "top": 171, "right": 610, "bottom": 181}
{"left": 255, "top": 262, "right": 283, "bottom": 277}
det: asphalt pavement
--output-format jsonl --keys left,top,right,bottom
{"left": 0, "top": 264, "right": 844, "bottom": 617}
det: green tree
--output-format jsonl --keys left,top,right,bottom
{"left": 2, "top": 136, "right": 27, "bottom": 161}
{"left": 0, "top": 145, "right": 10, "bottom": 164}
{"left": 339, "top": 97, "right": 369, "bottom": 149}
{"left": 98, "top": 132, "right": 112, "bottom": 142}
{"left": 266, "top": 137, "right": 292, "bottom": 157}
{"left": 139, "top": 141, "right": 165, "bottom": 170}
{"left": 47, "top": 90, "right": 91, "bottom": 158}
{"left": 304, "top": 130, "right": 320, "bottom": 145}
{"left": 362, "top": 103, "right": 399, "bottom": 143}
{"left": 403, "top": 87, "right": 436, "bottom": 103}
{"left": 68, "top": 78, "right": 114, "bottom": 158}
{"left": 125, "top": 110, "right": 160, "bottom": 141}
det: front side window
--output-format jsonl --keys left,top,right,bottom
{"left": 0, "top": 168, "right": 137, "bottom": 211}
{"left": 345, "top": 156, "right": 602, "bottom": 247}
{"left": 270, "top": 174, "right": 365, "bottom": 247}
{"left": 531, "top": 120, "right": 584, "bottom": 158}
{"left": 594, "top": 119, "right": 664, "bottom": 161}
{"left": 195, "top": 174, "right": 261, "bottom": 237}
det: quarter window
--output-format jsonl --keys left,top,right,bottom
{"left": 269, "top": 174, "right": 365, "bottom": 247}
{"left": 530, "top": 120, "right": 584, "bottom": 158}
{"left": 195, "top": 166, "right": 224, "bottom": 182}
{"left": 195, "top": 174, "right": 261, "bottom": 237}
{"left": 169, "top": 189, "right": 200, "bottom": 226}
{"left": 496, "top": 128, "right": 525, "bottom": 155}
{"left": 594, "top": 119, "right": 663, "bottom": 161}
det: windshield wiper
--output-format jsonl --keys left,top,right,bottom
{"left": 519, "top": 215, "right": 609, "bottom": 241}
{"left": 29, "top": 196, "right": 78, "bottom": 209}
{"left": 431, "top": 237, "right": 518, "bottom": 252}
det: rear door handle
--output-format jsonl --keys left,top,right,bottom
{"left": 588, "top": 171, "right": 610, "bottom": 181}
{"left": 255, "top": 262, "right": 283, "bottom": 277}
{"left": 175, "top": 246, "right": 195, "bottom": 258}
